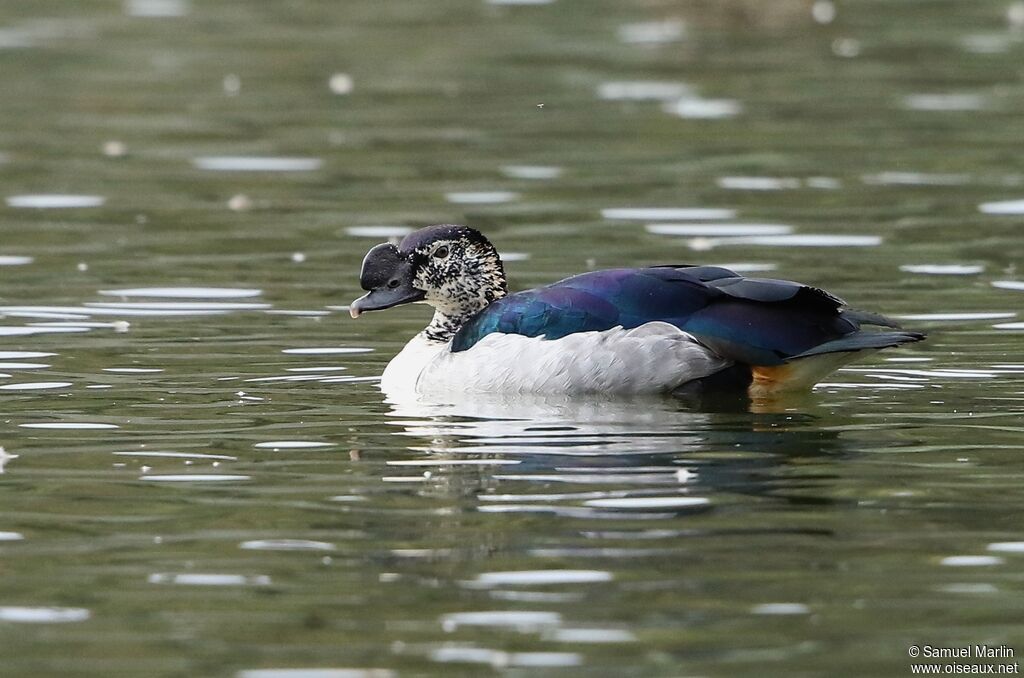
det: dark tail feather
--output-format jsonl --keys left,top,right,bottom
{"left": 790, "top": 330, "right": 925, "bottom": 360}
{"left": 841, "top": 308, "right": 905, "bottom": 329}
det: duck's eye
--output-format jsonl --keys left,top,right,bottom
{"left": 387, "top": 279, "right": 401, "bottom": 289}
{"left": 433, "top": 246, "right": 449, "bottom": 259}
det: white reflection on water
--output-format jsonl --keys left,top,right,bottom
{"left": 0, "top": 255, "right": 33, "bottom": 265}
{"left": 547, "top": 627, "right": 636, "bottom": 643}
{"left": 717, "top": 177, "right": 801, "bottom": 191}
{"left": 20, "top": 422, "right": 118, "bottom": 429}
{"left": 140, "top": 474, "right": 250, "bottom": 482}
{"left": 646, "top": 223, "right": 792, "bottom": 237}
{"left": 597, "top": 81, "right": 691, "bottom": 101}
{"left": 979, "top": 199, "right": 1024, "bottom": 214}
{"left": 466, "top": 570, "right": 613, "bottom": 586}
{"left": 239, "top": 539, "right": 335, "bottom": 551}
{"left": 992, "top": 281, "right": 1024, "bottom": 291}
{"left": 98, "top": 287, "right": 263, "bottom": 298}
{"left": 238, "top": 670, "right": 395, "bottom": 678}
{"left": 148, "top": 573, "right": 270, "bottom": 585}
{"left": 583, "top": 496, "right": 708, "bottom": 509}
{"left": 124, "top": 0, "right": 189, "bottom": 17}
{"left": 688, "top": 234, "right": 881, "bottom": 249}
{"left": 863, "top": 171, "right": 970, "bottom": 186}
{"left": 440, "top": 610, "right": 562, "bottom": 631}
{"left": 0, "top": 382, "right": 72, "bottom": 391}
{"left": 5, "top": 194, "right": 106, "bottom": 208}
{"left": 602, "top": 207, "right": 735, "bottom": 221}
{"left": 500, "top": 165, "right": 562, "bottom": 179}
{"left": 617, "top": 19, "right": 685, "bottom": 44}
{"left": 903, "top": 93, "right": 988, "bottom": 111}
{"left": 282, "top": 347, "right": 372, "bottom": 355}
{"left": 192, "top": 157, "right": 322, "bottom": 172}
{"left": 751, "top": 603, "right": 810, "bottom": 615}
{"left": 444, "top": 191, "right": 519, "bottom": 204}
{"left": 0, "top": 351, "right": 55, "bottom": 359}
{"left": 664, "top": 97, "right": 742, "bottom": 120}
{"left": 940, "top": 555, "right": 1004, "bottom": 567}
{"left": 254, "top": 441, "right": 333, "bottom": 449}
{"left": 900, "top": 264, "right": 984, "bottom": 275}
{"left": 0, "top": 606, "right": 91, "bottom": 623}
{"left": 345, "top": 226, "right": 413, "bottom": 238}
{"left": 898, "top": 312, "right": 1015, "bottom": 322}
{"left": 431, "top": 647, "right": 582, "bottom": 667}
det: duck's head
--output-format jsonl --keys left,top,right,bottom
{"left": 349, "top": 224, "right": 507, "bottom": 323}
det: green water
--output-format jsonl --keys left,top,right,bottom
{"left": 1, "top": 1, "right": 1023, "bottom": 676}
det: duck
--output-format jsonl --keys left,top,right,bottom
{"left": 348, "top": 224, "right": 924, "bottom": 397}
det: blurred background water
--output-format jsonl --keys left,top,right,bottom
{"left": 1, "top": 0, "right": 1023, "bottom": 676}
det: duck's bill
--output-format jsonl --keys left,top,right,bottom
{"left": 349, "top": 286, "right": 426, "bottom": 318}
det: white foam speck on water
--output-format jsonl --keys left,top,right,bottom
{"left": 961, "top": 33, "right": 1014, "bottom": 54}
{"left": 444, "top": 191, "right": 519, "bottom": 204}
{"left": 898, "top": 312, "right": 1015, "bottom": 321}
{"left": 114, "top": 451, "right": 236, "bottom": 461}
{"left": 440, "top": 610, "right": 562, "bottom": 631}
{"left": 646, "top": 223, "right": 792, "bottom": 237}
{"left": 486, "top": 0, "right": 554, "bottom": 4}
{"left": 140, "top": 474, "right": 250, "bottom": 482}
{"left": 237, "top": 671, "right": 395, "bottom": 678}
{"left": 148, "top": 573, "right": 270, "bottom": 585}
{"left": 995, "top": 322, "right": 1024, "bottom": 330}
{"left": 0, "top": 532, "right": 24, "bottom": 541}
{"left": 863, "top": 171, "right": 970, "bottom": 186}
{"left": 345, "top": 226, "right": 414, "bottom": 238}
{"left": 19, "top": 422, "right": 118, "bottom": 429}
{"left": 602, "top": 207, "right": 735, "bottom": 221}
{"left": 239, "top": 539, "right": 336, "bottom": 552}
{"left": 584, "top": 496, "right": 710, "bottom": 509}
{"left": 941, "top": 555, "right": 1004, "bottom": 567}
{"left": 717, "top": 176, "right": 801, "bottom": 191}
{"left": 992, "top": 281, "right": 1024, "bottom": 291}
{"left": 124, "top": 0, "right": 189, "bottom": 17}
{"left": 328, "top": 72, "right": 353, "bottom": 95}
{"left": 497, "top": 251, "right": 530, "bottom": 262}
{"left": 98, "top": 287, "right": 262, "bottom": 299}
{"left": 0, "top": 362, "right": 50, "bottom": 369}
{"left": 254, "top": 441, "right": 334, "bottom": 449}
{"left": 750, "top": 603, "right": 811, "bottom": 615}
{"left": 500, "top": 165, "right": 563, "bottom": 179}
{"left": 547, "top": 628, "right": 637, "bottom": 643}
{"left": 979, "top": 199, "right": 1024, "bottom": 215}
{"left": 664, "top": 97, "right": 741, "bottom": 119}
{"left": 282, "top": 347, "right": 372, "bottom": 355}
{"left": 468, "top": 570, "right": 613, "bottom": 586}
{"left": 0, "top": 256, "right": 33, "bottom": 266}
{"left": 0, "top": 382, "right": 72, "bottom": 391}
{"left": 597, "top": 81, "right": 691, "bottom": 101}
{"left": 0, "top": 606, "right": 91, "bottom": 623}
{"left": 903, "top": 93, "right": 987, "bottom": 111}
{"left": 617, "top": 19, "right": 685, "bottom": 44}
{"left": 900, "top": 264, "right": 984, "bottom": 275}
{"left": 192, "top": 156, "right": 322, "bottom": 172}
{"left": 5, "top": 194, "right": 106, "bottom": 209}
{"left": 0, "top": 351, "right": 55, "bottom": 360}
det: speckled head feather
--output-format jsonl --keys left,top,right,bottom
{"left": 350, "top": 224, "right": 505, "bottom": 326}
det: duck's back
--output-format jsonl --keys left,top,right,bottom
{"left": 452, "top": 265, "right": 876, "bottom": 365}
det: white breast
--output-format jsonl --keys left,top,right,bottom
{"left": 380, "top": 321, "right": 729, "bottom": 396}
